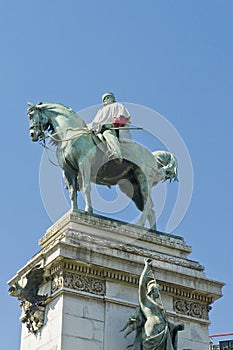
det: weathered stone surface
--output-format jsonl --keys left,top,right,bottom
{"left": 8, "top": 211, "right": 224, "bottom": 350}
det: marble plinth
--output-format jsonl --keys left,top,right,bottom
{"left": 8, "top": 211, "right": 223, "bottom": 350}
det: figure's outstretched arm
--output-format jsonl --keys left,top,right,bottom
{"left": 139, "top": 258, "right": 153, "bottom": 305}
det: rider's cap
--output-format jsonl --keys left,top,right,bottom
{"left": 102, "top": 92, "right": 115, "bottom": 103}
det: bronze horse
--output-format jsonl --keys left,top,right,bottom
{"left": 28, "top": 102, "right": 178, "bottom": 230}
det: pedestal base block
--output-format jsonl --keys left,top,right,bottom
{"left": 9, "top": 211, "right": 223, "bottom": 350}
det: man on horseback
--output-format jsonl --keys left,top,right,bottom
{"left": 88, "top": 92, "right": 131, "bottom": 163}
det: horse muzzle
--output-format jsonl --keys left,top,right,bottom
{"left": 30, "top": 128, "right": 41, "bottom": 142}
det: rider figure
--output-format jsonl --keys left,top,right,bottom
{"left": 88, "top": 92, "right": 131, "bottom": 162}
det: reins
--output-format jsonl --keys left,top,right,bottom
{"left": 38, "top": 138, "right": 60, "bottom": 167}
{"left": 38, "top": 128, "right": 92, "bottom": 167}
{"left": 47, "top": 128, "right": 91, "bottom": 143}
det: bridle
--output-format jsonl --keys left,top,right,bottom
{"left": 29, "top": 106, "right": 48, "bottom": 142}
{"left": 28, "top": 105, "right": 60, "bottom": 166}
{"left": 29, "top": 104, "right": 91, "bottom": 143}
{"left": 28, "top": 104, "right": 92, "bottom": 166}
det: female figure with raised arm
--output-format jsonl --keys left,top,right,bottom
{"left": 122, "top": 259, "right": 184, "bottom": 349}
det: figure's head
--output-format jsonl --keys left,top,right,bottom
{"left": 147, "top": 281, "right": 160, "bottom": 298}
{"left": 102, "top": 92, "right": 115, "bottom": 105}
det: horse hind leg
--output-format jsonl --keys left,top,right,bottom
{"left": 136, "top": 187, "right": 150, "bottom": 228}
{"left": 134, "top": 172, "right": 149, "bottom": 227}
{"left": 147, "top": 202, "right": 156, "bottom": 231}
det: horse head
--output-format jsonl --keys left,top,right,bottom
{"left": 27, "top": 102, "right": 50, "bottom": 142}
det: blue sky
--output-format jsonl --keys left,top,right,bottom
{"left": 1, "top": 1, "right": 233, "bottom": 348}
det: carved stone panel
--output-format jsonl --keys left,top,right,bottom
{"left": 51, "top": 271, "right": 106, "bottom": 296}
{"left": 173, "top": 297, "right": 210, "bottom": 320}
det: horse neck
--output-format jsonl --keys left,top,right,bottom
{"left": 49, "top": 111, "right": 86, "bottom": 139}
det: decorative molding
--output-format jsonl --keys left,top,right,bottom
{"left": 39, "top": 211, "right": 190, "bottom": 253}
{"left": 39, "top": 215, "right": 70, "bottom": 246}
{"left": 65, "top": 230, "right": 204, "bottom": 271}
{"left": 173, "top": 297, "right": 211, "bottom": 320}
{"left": 50, "top": 261, "right": 213, "bottom": 305}
{"left": 51, "top": 271, "right": 106, "bottom": 296}
{"left": 40, "top": 233, "right": 66, "bottom": 254}
{"left": 69, "top": 212, "right": 186, "bottom": 246}
{"left": 164, "top": 285, "right": 213, "bottom": 304}
{"left": 51, "top": 271, "right": 63, "bottom": 293}
{"left": 64, "top": 273, "right": 105, "bottom": 295}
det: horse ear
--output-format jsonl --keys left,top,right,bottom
{"left": 27, "top": 102, "right": 33, "bottom": 107}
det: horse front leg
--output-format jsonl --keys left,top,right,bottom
{"left": 137, "top": 197, "right": 156, "bottom": 229}
{"left": 137, "top": 203, "right": 149, "bottom": 227}
{"left": 78, "top": 158, "right": 93, "bottom": 214}
{"left": 63, "top": 171, "right": 78, "bottom": 211}
{"left": 71, "top": 177, "right": 78, "bottom": 210}
{"left": 137, "top": 194, "right": 157, "bottom": 230}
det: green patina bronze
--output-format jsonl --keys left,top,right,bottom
{"left": 121, "top": 259, "right": 184, "bottom": 349}
{"left": 27, "top": 102, "right": 178, "bottom": 230}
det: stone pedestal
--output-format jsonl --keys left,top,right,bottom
{"left": 8, "top": 211, "right": 223, "bottom": 350}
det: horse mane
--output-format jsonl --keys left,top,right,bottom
{"left": 40, "top": 102, "right": 75, "bottom": 114}
{"left": 36, "top": 102, "right": 87, "bottom": 128}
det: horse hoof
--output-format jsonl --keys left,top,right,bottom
{"left": 150, "top": 224, "right": 157, "bottom": 232}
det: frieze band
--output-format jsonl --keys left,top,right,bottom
{"left": 51, "top": 271, "right": 106, "bottom": 296}
{"left": 50, "top": 261, "right": 213, "bottom": 304}
{"left": 173, "top": 297, "right": 210, "bottom": 320}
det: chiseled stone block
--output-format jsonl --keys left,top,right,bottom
{"left": 63, "top": 314, "right": 93, "bottom": 339}
{"left": 63, "top": 294, "right": 84, "bottom": 318}
{"left": 104, "top": 302, "right": 136, "bottom": 350}
{"left": 83, "top": 299, "right": 105, "bottom": 322}
{"left": 93, "top": 320, "right": 104, "bottom": 342}
{"left": 62, "top": 336, "right": 103, "bottom": 350}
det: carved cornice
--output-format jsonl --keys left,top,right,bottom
{"left": 39, "top": 211, "right": 190, "bottom": 254}
{"left": 39, "top": 215, "right": 70, "bottom": 246}
{"left": 51, "top": 261, "right": 139, "bottom": 286}
{"left": 50, "top": 260, "right": 214, "bottom": 305}
{"left": 173, "top": 297, "right": 211, "bottom": 320}
{"left": 164, "top": 285, "right": 213, "bottom": 304}
{"left": 68, "top": 212, "right": 187, "bottom": 247}
{"left": 64, "top": 230, "right": 204, "bottom": 271}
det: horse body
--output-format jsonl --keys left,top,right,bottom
{"left": 28, "top": 102, "right": 178, "bottom": 230}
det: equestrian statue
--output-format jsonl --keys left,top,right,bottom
{"left": 27, "top": 95, "right": 178, "bottom": 230}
